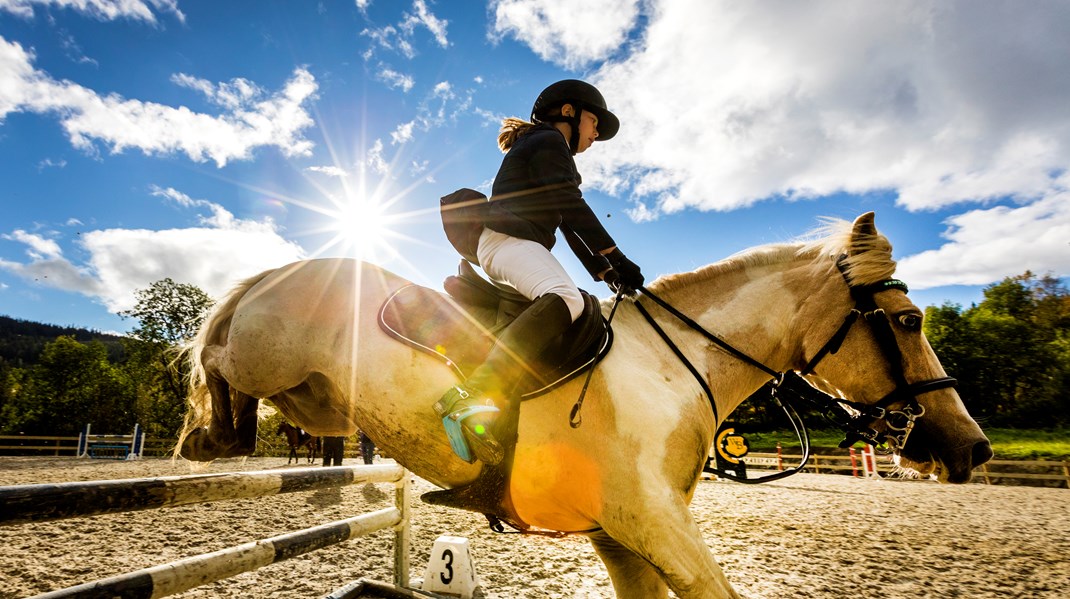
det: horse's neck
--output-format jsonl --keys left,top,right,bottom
{"left": 650, "top": 255, "right": 824, "bottom": 412}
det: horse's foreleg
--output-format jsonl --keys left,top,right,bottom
{"left": 588, "top": 530, "right": 669, "bottom": 598}
{"left": 181, "top": 346, "right": 236, "bottom": 461}
{"left": 231, "top": 391, "right": 259, "bottom": 455}
{"left": 600, "top": 494, "right": 741, "bottom": 599}
{"left": 181, "top": 346, "right": 260, "bottom": 461}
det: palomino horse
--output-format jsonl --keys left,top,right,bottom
{"left": 178, "top": 213, "right": 991, "bottom": 598}
{"left": 275, "top": 422, "right": 319, "bottom": 464}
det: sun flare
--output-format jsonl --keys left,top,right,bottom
{"left": 330, "top": 192, "right": 393, "bottom": 256}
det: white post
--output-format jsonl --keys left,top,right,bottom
{"left": 77, "top": 424, "right": 91, "bottom": 458}
{"left": 394, "top": 471, "right": 411, "bottom": 587}
{"left": 127, "top": 424, "right": 144, "bottom": 460}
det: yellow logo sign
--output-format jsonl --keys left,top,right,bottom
{"left": 715, "top": 427, "right": 750, "bottom": 464}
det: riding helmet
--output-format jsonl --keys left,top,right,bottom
{"left": 530, "top": 79, "right": 620, "bottom": 141}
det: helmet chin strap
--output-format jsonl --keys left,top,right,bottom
{"left": 536, "top": 103, "right": 584, "bottom": 155}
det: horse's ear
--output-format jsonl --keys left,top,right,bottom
{"left": 848, "top": 212, "right": 878, "bottom": 255}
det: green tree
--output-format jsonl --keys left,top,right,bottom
{"left": 120, "top": 278, "right": 214, "bottom": 437}
{"left": 925, "top": 272, "right": 1070, "bottom": 427}
{"left": 3, "top": 337, "right": 135, "bottom": 435}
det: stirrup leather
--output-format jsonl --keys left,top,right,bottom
{"left": 434, "top": 387, "right": 502, "bottom": 464}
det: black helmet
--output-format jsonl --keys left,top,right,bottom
{"left": 531, "top": 79, "right": 620, "bottom": 142}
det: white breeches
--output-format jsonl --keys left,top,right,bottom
{"left": 476, "top": 228, "right": 584, "bottom": 322}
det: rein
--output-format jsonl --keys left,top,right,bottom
{"left": 622, "top": 257, "right": 957, "bottom": 483}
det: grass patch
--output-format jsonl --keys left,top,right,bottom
{"left": 740, "top": 427, "right": 1070, "bottom": 460}
{"left": 982, "top": 428, "right": 1070, "bottom": 460}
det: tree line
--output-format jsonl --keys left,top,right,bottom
{"left": 923, "top": 272, "right": 1069, "bottom": 427}
{"left": 1, "top": 271, "right": 1066, "bottom": 441}
{"left": 0, "top": 279, "right": 212, "bottom": 438}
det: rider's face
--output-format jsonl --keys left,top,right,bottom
{"left": 575, "top": 110, "right": 599, "bottom": 153}
{"left": 560, "top": 104, "right": 599, "bottom": 154}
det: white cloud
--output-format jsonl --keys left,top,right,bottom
{"left": 361, "top": 0, "right": 449, "bottom": 61}
{"left": 364, "top": 138, "right": 387, "bottom": 174}
{"left": 0, "top": 36, "right": 318, "bottom": 167}
{"left": 376, "top": 66, "right": 415, "bottom": 92}
{"left": 2, "top": 229, "right": 63, "bottom": 259}
{"left": 0, "top": 0, "right": 186, "bottom": 24}
{"left": 401, "top": 0, "right": 448, "bottom": 48}
{"left": 494, "top": 0, "right": 1070, "bottom": 287}
{"left": 0, "top": 187, "right": 306, "bottom": 311}
{"left": 149, "top": 185, "right": 235, "bottom": 228}
{"left": 36, "top": 157, "right": 66, "bottom": 170}
{"left": 391, "top": 121, "right": 414, "bottom": 145}
{"left": 490, "top": 0, "right": 639, "bottom": 69}
{"left": 171, "top": 73, "right": 265, "bottom": 110}
{"left": 897, "top": 190, "right": 1070, "bottom": 289}
{"left": 574, "top": 2, "right": 1063, "bottom": 213}
{"left": 306, "top": 165, "right": 349, "bottom": 178}
{"left": 362, "top": 25, "right": 415, "bottom": 60}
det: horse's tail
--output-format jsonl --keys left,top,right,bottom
{"left": 175, "top": 267, "right": 278, "bottom": 457}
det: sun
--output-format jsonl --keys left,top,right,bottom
{"left": 321, "top": 189, "right": 400, "bottom": 259}
{"left": 334, "top": 193, "right": 389, "bottom": 251}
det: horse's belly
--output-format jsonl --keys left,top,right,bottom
{"left": 510, "top": 443, "right": 605, "bottom": 531}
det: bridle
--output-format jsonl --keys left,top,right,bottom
{"left": 630, "top": 255, "right": 957, "bottom": 483}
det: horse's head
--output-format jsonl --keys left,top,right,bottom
{"left": 798, "top": 213, "right": 992, "bottom": 483}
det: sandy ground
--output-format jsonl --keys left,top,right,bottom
{"left": 0, "top": 456, "right": 1066, "bottom": 598}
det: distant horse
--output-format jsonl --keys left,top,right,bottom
{"left": 178, "top": 213, "right": 991, "bottom": 598}
{"left": 275, "top": 422, "right": 318, "bottom": 464}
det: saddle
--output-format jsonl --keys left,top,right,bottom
{"left": 377, "top": 260, "right": 612, "bottom": 533}
{"left": 378, "top": 260, "right": 611, "bottom": 398}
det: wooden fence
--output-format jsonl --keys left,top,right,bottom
{"left": 726, "top": 448, "right": 1070, "bottom": 489}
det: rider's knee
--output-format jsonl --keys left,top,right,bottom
{"left": 546, "top": 287, "right": 584, "bottom": 322}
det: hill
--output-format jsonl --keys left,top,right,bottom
{"left": 0, "top": 315, "right": 127, "bottom": 366}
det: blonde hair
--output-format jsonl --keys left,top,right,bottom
{"left": 497, "top": 117, "right": 537, "bottom": 152}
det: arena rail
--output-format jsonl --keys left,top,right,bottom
{"left": 0, "top": 463, "right": 412, "bottom": 598}
{"left": 716, "top": 448, "right": 1070, "bottom": 488}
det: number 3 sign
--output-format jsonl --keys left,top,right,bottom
{"left": 422, "top": 535, "right": 480, "bottom": 597}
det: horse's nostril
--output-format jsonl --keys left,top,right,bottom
{"left": 972, "top": 440, "right": 994, "bottom": 467}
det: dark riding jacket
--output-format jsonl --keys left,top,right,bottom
{"left": 485, "top": 123, "right": 615, "bottom": 280}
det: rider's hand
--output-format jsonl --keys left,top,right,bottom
{"left": 602, "top": 268, "right": 635, "bottom": 296}
{"left": 606, "top": 249, "right": 644, "bottom": 290}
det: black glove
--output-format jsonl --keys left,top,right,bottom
{"left": 602, "top": 268, "right": 634, "bottom": 296}
{"left": 606, "top": 248, "right": 644, "bottom": 290}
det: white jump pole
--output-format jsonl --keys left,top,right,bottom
{"left": 76, "top": 424, "right": 91, "bottom": 458}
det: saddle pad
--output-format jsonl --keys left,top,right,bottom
{"left": 378, "top": 285, "right": 496, "bottom": 380}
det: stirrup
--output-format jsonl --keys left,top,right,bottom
{"left": 434, "top": 387, "right": 503, "bottom": 464}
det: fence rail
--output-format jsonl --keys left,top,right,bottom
{"left": 0, "top": 435, "right": 342, "bottom": 459}
{"left": 0, "top": 464, "right": 411, "bottom": 598}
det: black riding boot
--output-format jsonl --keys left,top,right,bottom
{"left": 434, "top": 293, "right": 573, "bottom": 465}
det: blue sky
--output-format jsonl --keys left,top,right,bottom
{"left": 1, "top": 0, "right": 1068, "bottom": 334}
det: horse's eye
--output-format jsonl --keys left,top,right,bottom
{"left": 899, "top": 314, "right": 921, "bottom": 330}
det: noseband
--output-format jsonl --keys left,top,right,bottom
{"left": 633, "top": 255, "right": 956, "bottom": 483}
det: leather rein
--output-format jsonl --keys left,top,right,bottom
{"left": 629, "top": 255, "right": 957, "bottom": 483}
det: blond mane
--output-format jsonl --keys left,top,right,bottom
{"left": 648, "top": 216, "right": 897, "bottom": 293}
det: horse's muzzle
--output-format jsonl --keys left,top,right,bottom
{"left": 900, "top": 425, "right": 992, "bottom": 484}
